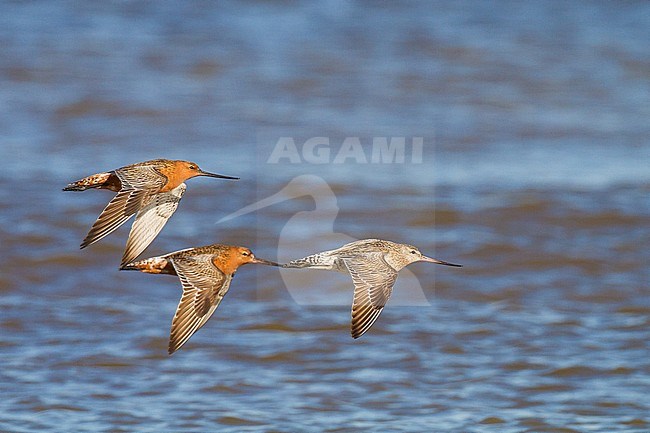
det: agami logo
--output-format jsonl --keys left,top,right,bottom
{"left": 267, "top": 137, "right": 425, "bottom": 164}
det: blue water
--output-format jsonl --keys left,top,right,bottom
{"left": 0, "top": 1, "right": 649, "bottom": 432}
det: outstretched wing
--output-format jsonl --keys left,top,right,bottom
{"left": 120, "top": 183, "right": 186, "bottom": 266}
{"left": 168, "top": 254, "right": 230, "bottom": 354}
{"left": 342, "top": 253, "right": 398, "bottom": 339}
{"left": 80, "top": 165, "right": 166, "bottom": 249}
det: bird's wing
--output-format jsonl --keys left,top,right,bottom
{"left": 120, "top": 183, "right": 186, "bottom": 266}
{"left": 117, "top": 163, "right": 168, "bottom": 190}
{"left": 168, "top": 253, "right": 230, "bottom": 354}
{"left": 342, "top": 253, "right": 398, "bottom": 339}
{"left": 80, "top": 165, "right": 165, "bottom": 249}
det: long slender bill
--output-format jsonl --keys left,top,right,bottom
{"left": 251, "top": 256, "right": 280, "bottom": 266}
{"left": 421, "top": 256, "right": 463, "bottom": 267}
{"left": 198, "top": 169, "right": 239, "bottom": 180}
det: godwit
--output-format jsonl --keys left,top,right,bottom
{"left": 282, "top": 239, "right": 461, "bottom": 339}
{"left": 121, "top": 244, "right": 278, "bottom": 354}
{"left": 64, "top": 159, "right": 238, "bottom": 267}
{"left": 219, "top": 175, "right": 434, "bottom": 307}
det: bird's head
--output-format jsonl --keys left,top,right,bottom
{"left": 398, "top": 243, "right": 463, "bottom": 268}
{"left": 212, "top": 246, "right": 280, "bottom": 276}
{"left": 232, "top": 247, "right": 279, "bottom": 267}
{"left": 175, "top": 160, "right": 239, "bottom": 182}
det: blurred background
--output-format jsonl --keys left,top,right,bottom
{"left": 1, "top": 1, "right": 649, "bottom": 432}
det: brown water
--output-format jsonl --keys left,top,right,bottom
{"left": 1, "top": 1, "right": 649, "bottom": 432}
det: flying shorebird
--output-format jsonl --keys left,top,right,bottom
{"left": 282, "top": 239, "right": 462, "bottom": 339}
{"left": 219, "top": 175, "right": 434, "bottom": 307}
{"left": 121, "top": 244, "right": 279, "bottom": 354}
{"left": 64, "top": 159, "right": 238, "bottom": 267}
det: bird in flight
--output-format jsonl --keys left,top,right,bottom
{"left": 64, "top": 159, "right": 238, "bottom": 267}
{"left": 283, "top": 239, "right": 461, "bottom": 338}
{"left": 122, "top": 243, "right": 279, "bottom": 354}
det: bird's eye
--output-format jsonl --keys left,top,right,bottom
{"left": 242, "top": 251, "right": 250, "bottom": 256}
{"left": 410, "top": 250, "right": 417, "bottom": 255}
{"left": 189, "top": 165, "right": 197, "bottom": 170}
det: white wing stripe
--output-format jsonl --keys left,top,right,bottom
{"left": 121, "top": 184, "right": 186, "bottom": 265}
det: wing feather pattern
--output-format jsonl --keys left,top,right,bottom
{"left": 343, "top": 254, "right": 398, "bottom": 339}
{"left": 120, "top": 183, "right": 186, "bottom": 266}
{"left": 168, "top": 254, "right": 230, "bottom": 354}
{"left": 80, "top": 165, "right": 166, "bottom": 249}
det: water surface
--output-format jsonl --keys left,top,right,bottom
{"left": 0, "top": 1, "right": 649, "bottom": 432}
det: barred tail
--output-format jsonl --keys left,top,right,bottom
{"left": 282, "top": 253, "right": 336, "bottom": 270}
{"left": 63, "top": 172, "right": 117, "bottom": 191}
{"left": 120, "top": 256, "right": 173, "bottom": 274}
{"left": 282, "top": 257, "right": 310, "bottom": 268}
{"left": 63, "top": 183, "right": 88, "bottom": 191}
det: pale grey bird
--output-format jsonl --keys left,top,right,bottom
{"left": 282, "top": 239, "right": 461, "bottom": 338}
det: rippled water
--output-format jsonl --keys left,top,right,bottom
{"left": 1, "top": 1, "right": 649, "bottom": 432}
